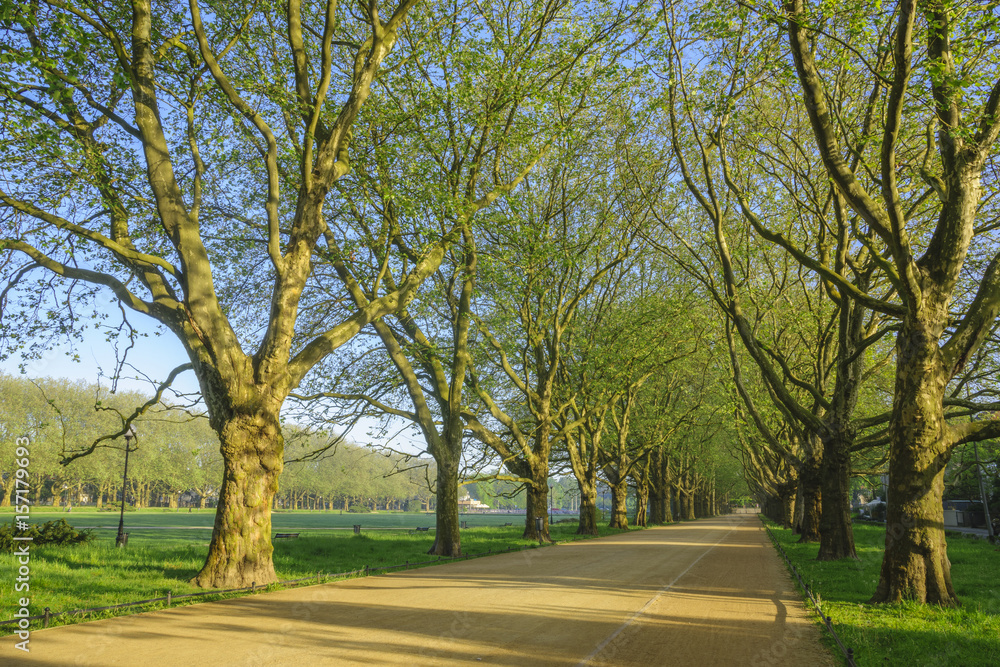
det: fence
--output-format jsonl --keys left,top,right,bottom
{"left": 760, "top": 519, "right": 857, "bottom": 667}
{"left": 0, "top": 542, "right": 542, "bottom": 632}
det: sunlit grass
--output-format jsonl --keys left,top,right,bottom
{"left": 0, "top": 510, "right": 624, "bottom": 632}
{"left": 764, "top": 519, "right": 1000, "bottom": 666}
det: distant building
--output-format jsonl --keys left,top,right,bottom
{"left": 458, "top": 489, "right": 489, "bottom": 512}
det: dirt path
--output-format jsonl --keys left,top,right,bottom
{"left": 8, "top": 515, "right": 835, "bottom": 666}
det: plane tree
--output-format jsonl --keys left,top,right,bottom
{"left": 0, "top": 0, "right": 450, "bottom": 587}
{"left": 285, "top": 0, "right": 651, "bottom": 555}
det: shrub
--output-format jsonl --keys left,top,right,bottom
{"left": 0, "top": 519, "right": 95, "bottom": 552}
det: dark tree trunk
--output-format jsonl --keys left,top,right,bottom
{"left": 609, "top": 480, "right": 629, "bottom": 529}
{"left": 817, "top": 429, "right": 858, "bottom": 560}
{"left": 648, "top": 450, "right": 670, "bottom": 524}
{"left": 576, "top": 480, "right": 599, "bottom": 536}
{"left": 670, "top": 483, "right": 681, "bottom": 521}
{"left": 191, "top": 412, "right": 283, "bottom": 589}
{"left": 796, "top": 456, "right": 822, "bottom": 543}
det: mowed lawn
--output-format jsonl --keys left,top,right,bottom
{"left": 766, "top": 519, "right": 1000, "bottom": 667}
{"left": 0, "top": 508, "right": 592, "bottom": 631}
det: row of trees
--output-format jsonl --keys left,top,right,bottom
{"left": 7, "top": 0, "right": 998, "bottom": 610}
{"left": 0, "top": 374, "right": 434, "bottom": 512}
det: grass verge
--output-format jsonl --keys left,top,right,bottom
{"left": 762, "top": 517, "right": 1000, "bottom": 667}
{"left": 0, "top": 513, "right": 626, "bottom": 633}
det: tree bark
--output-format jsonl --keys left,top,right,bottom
{"left": 796, "top": 456, "right": 822, "bottom": 543}
{"left": 191, "top": 412, "right": 283, "bottom": 589}
{"left": 523, "top": 479, "right": 552, "bottom": 542}
{"left": 818, "top": 430, "right": 857, "bottom": 560}
{"left": 576, "top": 481, "right": 599, "bottom": 536}
{"left": 428, "top": 456, "right": 462, "bottom": 556}
{"left": 871, "top": 319, "right": 957, "bottom": 605}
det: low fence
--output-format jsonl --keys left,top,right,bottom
{"left": 0, "top": 542, "right": 541, "bottom": 632}
{"left": 760, "top": 518, "right": 858, "bottom": 667}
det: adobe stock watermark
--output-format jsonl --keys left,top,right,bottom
{"left": 12, "top": 437, "right": 32, "bottom": 652}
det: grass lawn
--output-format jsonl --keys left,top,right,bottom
{"left": 763, "top": 518, "right": 1000, "bottom": 667}
{"left": 0, "top": 509, "right": 610, "bottom": 632}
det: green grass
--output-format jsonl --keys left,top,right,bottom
{"left": 0, "top": 509, "right": 616, "bottom": 633}
{"left": 763, "top": 518, "right": 1000, "bottom": 667}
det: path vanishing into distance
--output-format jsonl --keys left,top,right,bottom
{"left": 9, "top": 515, "right": 835, "bottom": 666}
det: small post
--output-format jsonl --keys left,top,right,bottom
{"left": 251, "top": 581, "right": 256, "bottom": 592}
{"left": 167, "top": 590, "right": 172, "bottom": 606}
{"left": 317, "top": 572, "right": 321, "bottom": 584}
{"left": 43, "top": 607, "right": 51, "bottom": 628}
{"left": 353, "top": 524, "right": 361, "bottom": 535}
{"left": 535, "top": 517, "right": 544, "bottom": 545}
{"left": 461, "top": 520, "right": 467, "bottom": 529}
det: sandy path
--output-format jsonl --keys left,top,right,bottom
{"left": 7, "top": 515, "right": 835, "bottom": 666}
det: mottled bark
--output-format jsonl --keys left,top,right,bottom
{"left": 608, "top": 479, "right": 629, "bottom": 529}
{"left": 429, "top": 457, "right": 461, "bottom": 556}
{"left": 871, "top": 319, "right": 957, "bottom": 605}
{"left": 191, "top": 412, "right": 283, "bottom": 589}
{"left": 576, "top": 481, "right": 599, "bottom": 536}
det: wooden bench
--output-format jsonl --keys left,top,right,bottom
{"left": 504, "top": 522, "right": 512, "bottom": 526}
{"left": 409, "top": 526, "right": 430, "bottom": 534}
{"left": 274, "top": 532, "right": 300, "bottom": 539}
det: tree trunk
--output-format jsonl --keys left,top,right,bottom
{"left": 634, "top": 478, "right": 649, "bottom": 527}
{"left": 670, "top": 483, "right": 681, "bottom": 521}
{"left": 191, "top": 412, "right": 283, "bottom": 589}
{"left": 871, "top": 321, "right": 957, "bottom": 606}
{"left": 609, "top": 479, "right": 629, "bottom": 529}
{"left": 523, "top": 479, "right": 552, "bottom": 542}
{"left": 168, "top": 492, "right": 179, "bottom": 509}
{"left": 780, "top": 488, "right": 796, "bottom": 529}
{"left": 818, "top": 429, "right": 858, "bottom": 560}
{"left": 576, "top": 481, "right": 599, "bottom": 536}
{"left": 648, "top": 451, "right": 670, "bottom": 524}
{"left": 796, "top": 456, "right": 822, "bottom": 543}
{"left": 1, "top": 481, "right": 12, "bottom": 507}
{"left": 681, "top": 488, "right": 695, "bottom": 521}
{"left": 428, "top": 455, "right": 461, "bottom": 556}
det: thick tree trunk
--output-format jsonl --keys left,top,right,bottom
{"left": 523, "top": 480, "right": 552, "bottom": 542}
{"left": 191, "top": 412, "right": 283, "bottom": 589}
{"left": 670, "top": 483, "right": 681, "bottom": 521}
{"left": 1, "top": 481, "right": 12, "bottom": 507}
{"left": 681, "top": 488, "right": 695, "bottom": 520}
{"left": 796, "top": 457, "right": 822, "bottom": 543}
{"left": 818, "top": 430, "right": 858, "bottom": 560}
{"left": 871, "top": 322, "right": 957, "bottom": 606}
{"left": 609, "top": 480, "right": 629, "bottom": 529}
{"left": 780, "top": 489, "right": 796, "bottom": 529}
{"left": 648, "top": 451, "right": 670, "bottom": 524}
{"left": 429, "top": 456, "right": 461, "bottom": 556}
{"left": 634, "top": 479, "right": 649, "bottom": 527}
{"left": 576, "top": 481, "right": 599, "bottom": 536}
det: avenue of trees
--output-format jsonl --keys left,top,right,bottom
{"left": 2, "top": 0, "right": 999, "bottom": 609}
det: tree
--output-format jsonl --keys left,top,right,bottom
{"left": 0, "top": 0, "right": 448, "bottom": 587}
{"left": 778, "top": 0, "right": 1000, "bottom": 604}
